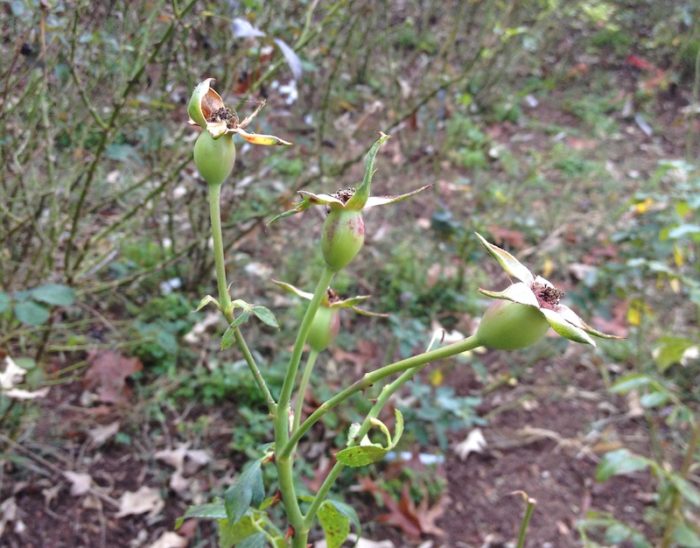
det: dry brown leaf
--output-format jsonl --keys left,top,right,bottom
{"left": 148, "top": 531, "right": 187, "bottom": 548}
{"left": 84, "top": 350, "right": 142, "bottom": 405}
{"left": 454, "top": 429, "right": 487, "bottom": 461}
{"left": 88, "top": 421, "right": 120, "bottom": 447}
{"left": 116, "top": 486, "right": 163, "bottom": 518}
{"left": 63, "top": 471, "right": 93, "bottom": 496}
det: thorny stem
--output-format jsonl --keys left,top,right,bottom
{"left": 274, "top": 268, "right": 334, "bottom": 546}
{"left": 283, "top": 334, "right": 481, "bottom": 458}
{"left": 661, "top": 418, "right": 700, "bottom": 548}
{"left": 302, "top": 334, "right": 481, "bottom": 529}
{"left": 293, "top": 349, "right": 319, "bottom": 432}
{"left": 207, "top": 182, "right": 276, "bottom": 413}
{"left": 64, "top": 0, "right": 199, "bottom": 279}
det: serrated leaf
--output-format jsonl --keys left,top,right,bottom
{"left": 0, "top": 292, "right": 10, "bottom": 313}
{"left": 176, "top": 501, "right": 227, "bottom": 528}
{"left": 14, "top": 301, "right": 50, "bottom": 326}
{"left": 338, "top": 409, "right": 405, "bottom": 468}
{"left": 336, "top": 445, "right": 388, "bottom": 467}
{"left": 610, "top": 374, "right": 653, "bottom": 394}
{"left": 218, "top": 516, "right": 258, "bottom": 548}
{"left": 196, "top": 295, "right": 219, "bottom": 312}
{"left": 319, "top": 500, "right": 351, "bottom": 548}
{"left": 30, "top": 283, "right": 76, "bottom": 306}
{"left": 252, "top": 306, "right": 279, "bottom": 329}
{"left": 596, "top": 449, "right": 651, "bottom": 482}
{"left": 668, "top": 474, "right": 700, "bottom": 507}
{"left": 224, "top": 461, "right": 264, "bottom": 524}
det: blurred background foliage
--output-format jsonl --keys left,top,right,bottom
{"left": 0, "top": 0, "right": 699, "bottom": 545}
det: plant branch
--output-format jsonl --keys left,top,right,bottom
{"left": 284, "top": 334, "right": 481, "bottom": 458}
{"left": 208, "top": 182, "right": 276, "bottom": 413}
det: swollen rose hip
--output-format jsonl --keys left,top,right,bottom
{"left": 307, "top": 306, "right": 340, "bottom": 353}
{"left": 194, "top": 132, "right": 236, "bottom": 186}
{"left": 476, "top": 301, "right": 549, "bottom": 350}
{"left": 321, "top": 210, "right": 365, "bottom": 272}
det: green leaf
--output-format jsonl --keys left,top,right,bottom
{"left": 653, "top": 337, "right": 695, "bottom": 372}
{"left": 221, "top": 326, "right": 236, "bottom": 350}
{"left": 221, "top": 311, "right": 252, "bottom": 350}
{"left": 610, "top": 374, "right": 653, "bottom": 394}
{"left": 196, "top": 295, "right": 219, "bottom": 312}
{"left": 674, "top": 522, "right": 700, "bottom": 547}
{"left": 639, "top": 391, "right": 669, "bottom": 408}
{"left": 596, "top": 449, "right": 651, "bottom": 482}
{"left": 391, "top": 408, "right": 404, "bottom": 447}
{"left": 319, "top": 500, "right": 351, "bottom": 548}
{"left": 218, "top": 516, "right": 258, "bottom": 548}
{"left": 30, "top": 284, "right": 76, "bottom": 306}
{"left": 224, "top": 460, "right": 264, "bottom": 523}
{"left": 336, "top": 444, "right": 388, "bottom": 467}
{"left": 252, "top": 306, "right": 279, "bottom": 329}
{"left": 14, "top": 301, "right": 50, "bottom": 326}
{"left": 0, "top": 292, "right": 10, "bottom": 313}
{"left": 231, "top": 310, "right": 252, "bottom": 328}
{"left": 318, "top": 499, "right": 362, "bottom": 548}
{"left": 668, "top": 474, "right": 700, "bottom": 507}
{"left": 345, "top": 133, "right": 391, "bottom": 210}
{"left": 337, "top": 410, "right": 405, "bottom": 468}
{"left": 175, "top": 501, "right": 227, "bottom": 528}
{"left": 238, "top": 533, "right": 266, "bottom": 548}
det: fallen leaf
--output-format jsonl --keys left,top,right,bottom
{"left": 0, "top": 497, "right": 17, "bottom": 537}
{"left": 63, "top": 471, "right": 92, "bottom": 496}
{"left": 116, "top": 486, "right": 164, "bottom": 518}
{"left": 183, "top": 312, "right": 220, "bottom": 345}
{"left": 88, "top": 421, "right": 120, "bottom": 447}
{"left": 454, "top": 428, "right": 487, "bottom": 461}
{"left": 0, "top": 357, "right": 26, "bottom": 390}
{"left": 84, "top": 350, "right": 142, "bottom": 405}
{"left": 149, "top": 531, "right": 187, "bottom": 548}
{"left": 4, "top": 387, "right": 50, "bottom": 400}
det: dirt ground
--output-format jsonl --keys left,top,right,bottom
{"left": 1, "top": 52, "right": 692, "bottom": 548}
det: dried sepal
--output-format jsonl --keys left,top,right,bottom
{"left": 271, "top": 280, "right": 314, "bottom": 301}
{"left": 344, "top": 133, "right": 391, "bottom": 211}
{"left": 479, "top": 283, "right": 540, "bottom": 308}
{"left": 364, "top": 185, "right": 432, "bottom": 210}
{"left": 556, "top": 304, "right": 621, "bottom": 340}
{"left": 188, "top": 78, "right": 225, "bottom": 129}
{"left": 235, "top": 128, "right": 292, "bottom": 146}
{"left": 298, "top": 191, "right": 346, "bottom": 208}
{"left": 350, "top": 306, "right": 389, "bottom": 318}
{"left": 330, "top": 295, "right": 371, "bottom": 309}
{"left": 540, "top": 308, "right": 596, "bottom": 346}
{"left": 475, "top": 232, "right": 534, "bottom": 284}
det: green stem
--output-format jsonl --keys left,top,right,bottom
{"left": 661, "top": 418, "right": 700, "bottom": 548}
{"left": 207, "top": 182, "right": 276, "bottom": 413}
{"left": 283, "top": 334, "right": 481, "bottom": 458}
{"left": 294, "top": 350, "right": 319, "bottom": 432}
{"left": 274, "top": 267, "right": 333, "bottom": 546}
{"left": 516, "top": 493, "right": 537, "bottom": 548}
{"left": 208, "top": 183, "right": 232, "bottom": 313}
{"left": 302, "top": 336, "right": 481, "bottom": 527}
